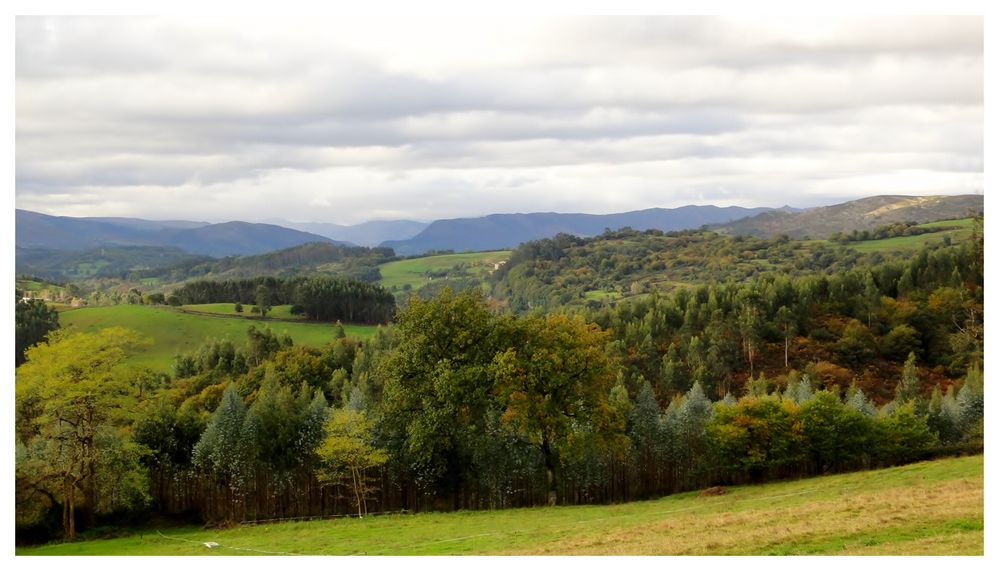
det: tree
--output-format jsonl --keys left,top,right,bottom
{"left": 798, "top": 391, "right": 873, "bottom": 473}
{"left": 378, "top": 288, "right": 500, "bottom": 498}
{"left": 492, "top": 313, "right": 627, "bottom": 506}
{"left": 835, "top": 320, "right": 876, "bottom": 368}
{"left": 15, "top": 327, "right": 149, "bottom": 538}
{"left": 738, "top": 301, "right": 763, "bottom": 378}
{"left": 316, "top": 408, "right": 388, "bottom": 517}
{"left": 882, "top": 325, "right": 921, "bottom": 361}
{"left": 957, "top": 365, "right": 984, "bottom": 436}
{"left": 234, "top": 302, "right": 243, "bottom": 313}
{"left": 191, "top": 384, "right": 253, "bottom": 522}
{"left": 254, "top": 284, "right": 273, "bottom": 318}
{"left": 16, "top": 298, "right": 59, "bottom": 366}
{"left": 875, "top": 402, "right": 936, "bottom": 464}
{"left": 895, "top": 352, "right": 921, "bottom": 403}
{"left": 707, "top": 395, "right": 804, "bottom": 482}
{"left": 773, "top": 305, "right": 796, "bottom": 370}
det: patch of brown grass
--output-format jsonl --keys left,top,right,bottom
{"left": 508, "top": 476, "right": 983, "bottom": 555}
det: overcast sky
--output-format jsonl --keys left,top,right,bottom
{"left": 15, "top": 16, "right": 983, "bottom": 224}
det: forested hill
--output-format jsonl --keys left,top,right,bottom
{"left": 714, "top": 194, "right": 983, "bottom": 239}
{"left": 490, "top": 228, "right": 867, "bottom": 312}
{"left": 156, "top": 242, "right": 396, "bottom": 282}
{"left": 381, "top": 205, "right": 779, "bottom": 255}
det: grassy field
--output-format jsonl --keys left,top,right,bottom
{"left": 844, "top": 218, "right": 975, "bottom": 253}
{"left": 181, "top": 303, "right": 305, "bottom": 320}
{"left": 16, "top": 454, "right": 983, "bottom": 556}
{"left": 57, "top": 305, "right": 381, "bottom": 372}
{"left": 378, "top": 250, "right": 511, "bottom": 291}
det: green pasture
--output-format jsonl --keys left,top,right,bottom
{"left": 181, "top": 303, "right": 304, "bottom": 320}
{"left": 843, "top": 218, "right": 975, "bottom": 253}
{"left": 57, "top": 304, "right": 381, "bottom": 373}
{"left": 378, "top": 250, "right": 511, "bottom": 290}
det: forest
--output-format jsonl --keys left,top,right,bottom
{"left": 13, "top": 220, "right": 984, "bottom": 543}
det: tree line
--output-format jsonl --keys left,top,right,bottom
{"left": 170, "top": 276, "right": 395, "bottom": 324}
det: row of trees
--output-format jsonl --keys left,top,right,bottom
{"left": 828, "top": 221, "right": 958, "bottom": 243}
{"left": 170, "top": 276, "right": 395, "bottom": 324}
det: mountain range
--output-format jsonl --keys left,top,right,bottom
{"left": 15, "top": 210, "right": 344, "bottom": 257}
{"left": 15, "top": 194, "right": 983, "bottom": 263}
{"left": 381, "top": 205, "right": 787, "bottom": 255}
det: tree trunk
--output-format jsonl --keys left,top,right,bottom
{"left": 67, "top": 482, "right": 77, "bottom": 539}
{"left": 351, "top": 468, "right": 363, "bottom": 517}
{"left": 542, "top": 437, "right": 557, "bottom": 507}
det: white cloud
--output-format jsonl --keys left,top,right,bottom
{"left": 15, "top": 15, "right": 983, "bottom": 224}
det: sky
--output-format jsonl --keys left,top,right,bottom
{"left": 14, "top": 15, "right": 984, "bottom": 225}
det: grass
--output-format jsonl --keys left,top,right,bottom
{"left": 843, "top": 218, "right": 975, "bottom": 253}
{"left": 181, "top": 303, "right": 305, "bottom": 320}
{"left": 582, "top": 289, "right": 622, "bottom": 301}
{"left": 378, "top": 250, "right": 511, "bottom": 290}
{"left": 16, "top": 454, "right": 983, "bottom": 556}
{"left": 58, "top": 305, "right": 381, "bottom": 372}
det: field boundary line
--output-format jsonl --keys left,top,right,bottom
{"left": 155, "top": 530, "right": 302, "bottom": 556}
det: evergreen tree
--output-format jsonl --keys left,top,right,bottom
{"left": 895, "top": 352, "right": 921, "bottom": 403}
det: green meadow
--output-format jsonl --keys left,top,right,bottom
{"left": 844, "top": 218, "right": 975, "bottom": 253}
{"left": 378, "top": 250, "right": 511, "bottom": 290}
{"left": 181, "top": 303, "right": 305, "bottom": 320}
{"left": 16, "top": 454, "right": 982, "bottom": 556}
{"left": 57, "top": 304, "right": 381, "bottom": 372}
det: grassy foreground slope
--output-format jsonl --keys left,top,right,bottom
{"left": 18, "top": 455, "right": 982, "bottom": 556}
{"left": 58, "top": 305, "right": 380, "bottom": 372}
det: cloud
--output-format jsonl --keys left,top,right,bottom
{"left": 15, "top": 16, "right": 983, "bottom": 224}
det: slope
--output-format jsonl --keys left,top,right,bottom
{"left": 716, "top": 194, "right": 983, "bottom": 239}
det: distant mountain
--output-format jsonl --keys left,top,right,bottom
{"left": 81, "top": 216, "right": 210, "bottom": 232}
{"left": 16, "top": 210, "right": 345, "bottom": 257}
{"left": 380, "top": 205, "right": 778, "bottom": 255}
{"left": 714, "top": 195, "right": 984, "bottom": 239}
{"left": 264, "top": 219, "right": 429, "bottom": 247}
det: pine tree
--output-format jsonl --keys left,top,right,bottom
{"left": 895, "top": 352, "right": 921, "bottom": 403}
{"left": 192, "top": 383, "right": 252, "bottom": 521}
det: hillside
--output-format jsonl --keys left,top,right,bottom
{"left": 168, "top": 242, "right": 396, "bottom": 282}
{"left": 58, "top": 304, "right": 379, "bottom": 372}
{"left": 381, "top": 205, "right": 778, "bottom": 255}
{"left": 715, "top": 195, "right": 983, "bottom": 239}
{"left": 378, "top": 250, "right": 511, "bottom": 293}
{"left": 17, "top": 455, "right": 983, "bottom": 555}
{"left": 490, "top": 228, "right": 870, "bottom": 311}
{"left": 15, "top": 210, "right": 344, "bottom": 256}
{"left": 15, "top": 245, "right": 213, "bottom": 281}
